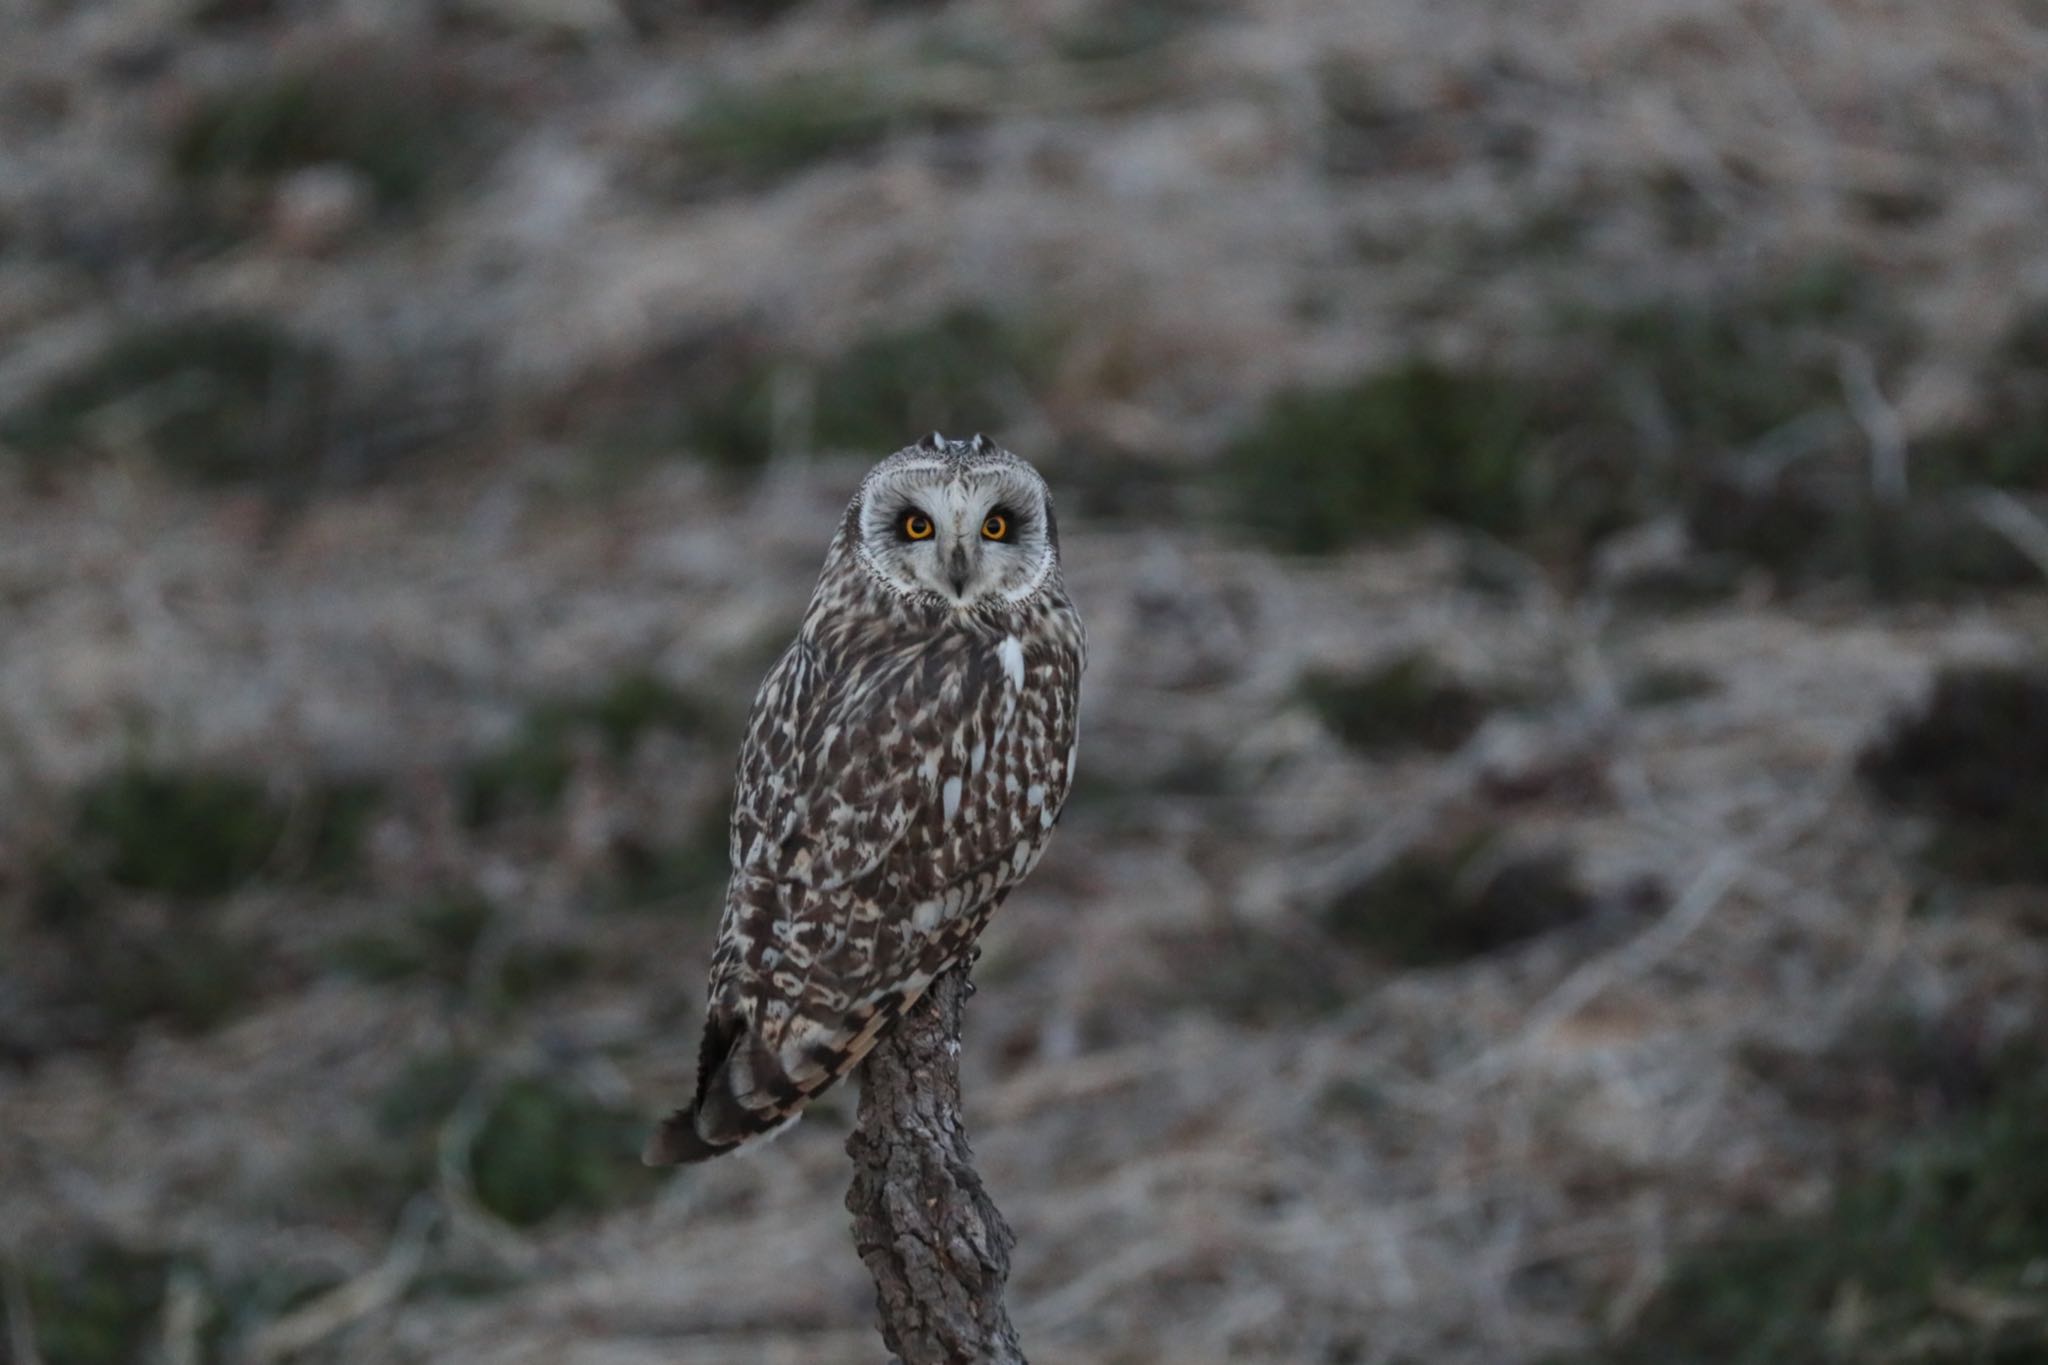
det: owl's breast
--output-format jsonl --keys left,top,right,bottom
{"left": 889, "top": 616, "right": 1081, "bottom": 904}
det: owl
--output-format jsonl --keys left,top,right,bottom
{"left": 645, "top": 433, "right": 1086, "bottom": 1165}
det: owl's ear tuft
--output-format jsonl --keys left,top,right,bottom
{"left": 920, "top": 431, "right": 947, "bottom": 452}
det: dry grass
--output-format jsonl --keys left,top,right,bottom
{"left": 2, "top": 0, "right": 2047, "bottom": 1362}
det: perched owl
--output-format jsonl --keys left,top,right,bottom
{"left": 645, "top": 433, "right": 1085, "bottom": 1165}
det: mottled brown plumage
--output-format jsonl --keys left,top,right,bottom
{"left": 647, "top": 435, "right": 1084, "bottom": 1164}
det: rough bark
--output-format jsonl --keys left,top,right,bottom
{"left": 845, "top": 968, "right": 1025, "bottom": 1365}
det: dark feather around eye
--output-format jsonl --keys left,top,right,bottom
{"left": 983, "top": 505, "right": 1024, "bottom": 540}
{"left": 897, "top": 506, "right": 935, "bottom": 541}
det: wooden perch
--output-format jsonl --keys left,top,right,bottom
{"left": 845, "top": 967, "right": 1026, "bottom": 1365}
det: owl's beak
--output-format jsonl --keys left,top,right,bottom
{"left": 946, "top": 543, "right": 972, "bottom": 597}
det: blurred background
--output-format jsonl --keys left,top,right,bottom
{"left": 2, "top": 0, "right": 2046, "bottom": 1362}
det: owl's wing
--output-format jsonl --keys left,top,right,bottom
{"left": 647, "top": 625, "right": 1078, "bottom": 1165}
{"left": 647, "top": 636, "right": 963, "bottom": 1163}
{"left": 727, "top": 637, "right": 926, "bottom": 896}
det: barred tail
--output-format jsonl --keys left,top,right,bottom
{"left": 642, "top": 994, "right": 918, "bottom": 1166}
{"left": 643, "top": 1012, "right": 790, "bottom": 1165}
{"left": 642, "top": 1109, "right": 740, "bottom": 1165}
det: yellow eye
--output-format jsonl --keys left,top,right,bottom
{"left": 902, "top": 512, "right": 934, "bottom": 541}
{"left": 982, "top": 514, "right": 1008, "bottom": 541}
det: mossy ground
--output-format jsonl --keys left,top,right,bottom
{"left": 459, "top": 670, "right": 715, "bottom": 826}
{"left": 1219, "top": 262, "right": 2048, "bottom": 600}
{"left": 1219, "top": 362, "right": 1549, "bottom": 555}
{"left": 16, "top": 766, "right": 381, "bottom": 1048}
{"left": 1323, "top": 833, "right": 1601, "bottom": 968}
{"left": 1, "top": 316, "right": 337, "bottom": 488}
{"left": 596, "top": 306, "right": 1051, "bottom": 470}
{"left": 1570, "top": 1062, "right": 2048, "bottom": 1365}
{"left": 1859, "top": 664, "right": 2048, "bottom": 885}
{"left": 466, "top": 1077, "right": 652, "bottom": 1227}
{"left": 1299, "top": 653, "right": 1511, "bottom": 756}
{"left": 672, "top": 76, "right": 918, "bottom": 188}
{"left": 171, "top": 53, "right": 463, "bottom": 209}
{"left": 0, "top": 1243, "right": 173, "bottom": 1365}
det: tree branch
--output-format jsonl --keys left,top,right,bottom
{"left": 845, "top": 967, "right": 1025, "bottom": 1364}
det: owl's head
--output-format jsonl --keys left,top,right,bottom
{"left": 849, "top": 434, "right": 1060, "bottom": 609}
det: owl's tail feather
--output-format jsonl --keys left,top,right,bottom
{"left": 642, "top": 1016, "right": 807, "bottom": 1166}
{"left": 642, "top": 1109, "right": 736, "bottom": 1165}
{"left": 643, "top": 994, "right": 929, "bottom": 1166}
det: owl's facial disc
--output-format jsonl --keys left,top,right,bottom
{"left": 856, "top": 460, "right": 1054, "bottom": 607}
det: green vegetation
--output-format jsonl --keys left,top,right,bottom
{"left": 1215, "top": 358, "right": 1649, "bottom": 561}
{"left": 53, "top": 765, "right": 380, "bottom": 900}
{"left": 171, "top": 57, "right": 456, "bottom": 207}
{"left": 467, "top": 1078, "right": 651, "bottom": 1226}
{"left": 15, "top": 763, "right": 373, "bottom": 1047}
{"left": 1859, "top": 663, "right": 2048, "bottom": 885}
{"left": 327, "top": 891, "right": 591, "bottom": 1009}
{"left": 1230, "top": 263, "right": 2041, "bottom": 595}
{"left": 460, "top": 671, "right": 714, "bottom": 826}
{"left": 0, "top": 1242, "right": 172, "bottom": 1365}
{"left": 1220, "top": 362, "right": 1538, "bottom": 553}
{"left": 1060, "top": 744, "right": 1239, "bottom": 834}
{"left": 808, "top": 307, "right": 1048, "bottom": 454}
{"left": 1052, "top": 0, "right": 1214, "bottom": 61}
{"left": 1744, "top": 1012, "right": 2042, "bottom": 1142}
{"left": 74, "top": 768, "right": 284, "bottom": 898}
{"left": 190, "top": 0, "right": 278, "bottom": 23}
{"left": 290, "top": 1137, "right": 432, "bottom": 1234}
{"left": 604, "top": 305, "right": 1049, "bottom": 470}
{"left": 28, "top": 877, "right": 263, "bottom": 1045}
{"left": 1601, "top": 261, "right": 1869, "bottom": 453}
{"left": 1596, "top": 265, "right": 2042, "bottom": 595}
{"left": 327, "top": 889, "right": 495, "bottom": 988}
{"left": 292, "top": 1049, "right": 475, "bottom": 1229}
{"left": 659, "top": 347, "right": 783, "bottom": 473}
{"left": 459, "top": 725, "right": 577, "bottom": 826}
{"left": 0, "top": 316, "right": 336, "bottom": 486}
{"left": 1317, "top": 1076, "right": 1389, "bottom": 1121}
{"left": 608, "top": 804, "right": 732, "bottom": 915}
{"left": 1323, "top": 834, "right": 1597, "bottom": 967}
{"left": 1572, "top": 1067, "right": 2048, "bottom": 1365}
{"left": 376, "top": 1049, "right": 480, "bottom": 1138}
{"left": 1608, "top": 557, "right": 1748, "bottom": 612}
{"left": 1318, "top": 58, "right": 1446, "bottom": 180}
{"left": 1035, "top": 441, "right": 1183, "bottom": 523}
{"left": 1572, "top": 265, "right": 1883, "bottom": 586}
{"left": 1300, "top": 653, "right": 1502, "bottom": 756}
{"left": 0, "top": 1242, "right": 351, "bottom": 1365}
{"left": 1622, "top": 664, "right": 1722, "bottom": 710}
{"left": 1922, "top": 306, "right": 2048, "bottom": 492}
{"left": 1153, "top": 923, "right": 1351, "bottom": 1027}
{"left": 94, "top": 925, "right": 259, "bottom": 1037}
{"left": 487, "top": 939, "right": 592, "bottom": 1011}
{"left": 330, "top": 1055, "right": 650, "bottom": 1229}
{"left": 204, "top": 1264, "right": 347, "bottom": 1358}
{"left": 675, "top": 74, "right": 954, "bottom": 187}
